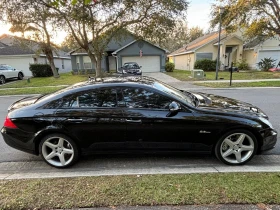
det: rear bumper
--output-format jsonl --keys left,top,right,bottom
{"left": 260, "top": 129, "right": 278, "bottom": 152}
{"left": 1, "top": 127, "right": 37, "bottom": 155}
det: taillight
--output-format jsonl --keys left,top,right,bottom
{"left": 3, "top": 116, "right": 17, "bottom": 129}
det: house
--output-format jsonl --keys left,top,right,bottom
{"left": 70, "top": 33, "right": 168, "bottom": 73}
{"left": 0, "top": 34, "right": 72, "bottom": 77}
{"left": 168, "top": 30, "right": 244, "bottom": 70}
{"left": 243, "top": 36, "right": 280, "bottom": 69}
{"left": 169, "top": 30, "right": 280, "bottom": 71}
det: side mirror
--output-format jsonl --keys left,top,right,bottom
{"left": 166, "top": 101, "right": 181, "bottom": 117}
{"left": 139, "top": 66, "right": 142, "bottom": 68}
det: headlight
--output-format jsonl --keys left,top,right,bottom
{"left": 259, "top": 117, "right": 274, "bottom": 129}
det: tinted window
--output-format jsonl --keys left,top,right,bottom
{"left": 122, "top": 88, "right": 172, "bottom": 109}
{"left": 0, "top": 66, "right": 7, "bottom": 70}
{"left": 61, "top": 88, "right": 117, "bottom": 108}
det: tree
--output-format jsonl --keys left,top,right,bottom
{"left": 39, "top": 0, "right": 188, "bottom": 77}
{"left": 147, "top": 21, "right": 204, "bottom": 52}
{"left": 210, "top": 0, "right": 280, "bottom": 40}
{"left": 60, "top": 34, "right": 80, "bottom": 52}
{"left": 0, "top": 0, "right": 60, "bottom": 78}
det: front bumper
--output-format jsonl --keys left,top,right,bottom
{"left": 260, "top": 129, "right": 278, "bottom": 152}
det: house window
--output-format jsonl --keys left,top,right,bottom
{"left": 196, "top": 53, "right": 213, "bottom": 60}
{"left": 83, "top": 56, "right": 92, "bottom": 69}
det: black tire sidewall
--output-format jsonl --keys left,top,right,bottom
{"left": 39, "top": 133, "right": 80, "bottom": 168}
{"left": 18, "top": 73, "right": 23, "bottom": 80}
{"left": 0, "top": 76, "right": 5, "bottom": 84}
{"left": 215, "top": 129, "right": 258, "bottom": 165}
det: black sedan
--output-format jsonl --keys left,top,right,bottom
{"left": 117, "top": 62, "right": 142, "bottom": 75}
{"left": 1, "top": 76, "right": 277, "bottom": 168}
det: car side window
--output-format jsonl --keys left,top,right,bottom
{"left": 121, "top": 88, "right": 172, "bottom": 109}
{"left": 61, "top": 88, "right": 117, "bottom": 108}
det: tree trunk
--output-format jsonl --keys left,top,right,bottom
{"left": 44, "top": 47, "right": 59, "bottom": 78}
{"left": 95, "top": 55, "right": 103, "bottom": 78}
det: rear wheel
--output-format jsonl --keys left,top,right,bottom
{"left": 215, "top": 129, "right": 257, "bottom": 165}
{"left": 0, "top": 75, "right": 5, "bottom": 84}
{"left": 39, "top": 134, "right": 80, "bottom": 168}
{"left": 18, "top": 72, "right": 23, "bottom": 80}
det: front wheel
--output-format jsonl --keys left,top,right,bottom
{"left": 39, "top": 134, "right": 80, "bottom": 168}
{"left": 0, "top": 75, "right": 5, "bottom": 84}
{"left": 18, "top": 72, "right": 23, "bottom": 80}
{"left": 215, "top": 129, "right": 258, "bottom": 165}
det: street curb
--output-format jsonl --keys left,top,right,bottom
{"left": 1, "top": 155, "right": 280, "bottom": 180}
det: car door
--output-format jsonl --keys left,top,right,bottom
{"left": 5, "top": 65, "right": 17, "bottom": 78}
{"left": 120, "top": 87, "right": 197, "bottom": 151}
{"left": 55, "top": 87, "right": 126, "bottom": 153}
{"left": 0, "top": 65, "right": 9, "bottom": 79}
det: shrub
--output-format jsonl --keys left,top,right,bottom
{"left": 236, "top": 59, "right": 250, "bottom": 70}
{"left": 165, "top": 62, "right": 175, "bottom": 72}
{"left": 257, "top": 57, "right": 276, "bottom": 71}
{"left": 29, "top": 64, "right": 58, "bottom": 77}
{"left": 194, "top": 59, "right": 216, "bottom": 71}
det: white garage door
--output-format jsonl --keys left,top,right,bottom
{"left": 122, "top": 56, "right": 160, "bottom": 72}
{"left": 0, "top": 56, "right": 33, "bottom": 76}
{"left": 258, "top": 50, "right": 280, "bottom": 67}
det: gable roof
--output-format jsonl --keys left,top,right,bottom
{"left": 169, "top": 30, "right": 227, "bottom": 56}
{"left": 112, "top": 39, "right": 168, "bottom": 55}
{"left": 0, "top": 43, "right": 35, "bottom": 55}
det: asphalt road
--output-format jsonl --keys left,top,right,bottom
{"left": 0, "top": 88, "right": 279, "bottom": 164}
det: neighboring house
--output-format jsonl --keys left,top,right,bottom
{"left": 0, "top": 34, "right": 72, "bottom": 77}
{"left": 168, "top": 30, "right": 243, "bottom": 70}
{"left": 168, "top": 30, "right": 280, "bottom": 70}
{"left": 243, "top": 36, "right": 280, "bottom": 69}
{"left": 70, "top": 34, "right": 168, "bottom": 73}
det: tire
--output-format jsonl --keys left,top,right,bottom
{"left": 39, "top": 133, "right": 80, "bottom": 168}
{"left": 18, "top": 72, "right": 24, "bottom": 80}
{"left": 0, "top": 75, "right": 5, "bottom": 84}
{"left": 214, "top": 129, "right": 258, "bottom": 165}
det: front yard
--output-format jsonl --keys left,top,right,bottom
{"left": 1, "top": 173, "right": 280, "bottom": 209}
{"left": 165, "top": 69, "right": 280, "bottom": 81}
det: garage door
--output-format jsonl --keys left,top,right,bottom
{"left": 0, "top": 56, "right": 33, "bottom": 76}
{"left": 122, "top": 56, "right": 160, "bottom": 72}
{"left": 258, "top": 50, "right": 280, "bottom": 67}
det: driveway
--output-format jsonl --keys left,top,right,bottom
{"left": 143, "top": 72, "right": 201, "bottom": 89}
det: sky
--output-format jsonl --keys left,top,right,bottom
{"left": 0, "top": 0, "right": 214, "bottom": 44}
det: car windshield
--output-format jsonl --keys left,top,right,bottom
{"left": 153, "top": 82, "right": 195, "bottom": 106}
{"left": 124, "top": 63, "right": 138, "bottom": 68}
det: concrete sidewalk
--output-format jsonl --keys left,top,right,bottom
{"left": 1, "top": 154, "right": 280, "bottom": 180}
{"left": 195, "top": 78, "right": 280, "bottom": 83}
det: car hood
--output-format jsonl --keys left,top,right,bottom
{"left": 191, "top": 92, "right": 268, "bottom": 119}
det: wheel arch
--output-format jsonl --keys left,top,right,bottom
{"left": 212, "top": 125, "right": 263, "bottom": 154}
{"left": 34, "top": 129, "right": 81, "bottom": 155}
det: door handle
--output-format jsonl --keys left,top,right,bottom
{"left": 67, "top": 118, "right": 83, "bottom": 122}
{"left": 126, "top": 119, "right": 142, "bottom": 123}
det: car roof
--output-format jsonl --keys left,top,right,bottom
{"left": 124, "top": 62, "right": 138, "bottom": 64}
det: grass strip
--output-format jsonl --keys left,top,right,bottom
{"left": 165, "top": 70, "right": 280, "bottom": 81}
{"left": 194, "top": 81, "right": 280, "bottom": 88}
{"left": 1, "top": 173, "right": 280, "bottom": 209}
{"left": 0, "top": 73, "right": 89, "bottom": 89}
{"left": 0, "top": 86, "right": 64, "bottom": 95}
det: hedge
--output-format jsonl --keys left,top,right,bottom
{"left": 29, "top": 64, "right": 59, "bottom": 77}
{"left": 194, "top": 59, "right": 216, "bottom": 71}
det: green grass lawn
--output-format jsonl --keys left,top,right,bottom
{"left": 1, "top": 173, "right": 280, "bottom": 209}
{"left": 0, "top": 72, "right": 90, "bottom": 89}
{"left": 165, "top": 70, "right": 280, "bottom": 81}
{"left": 194, "top": 81, "right": 280, "bottom": 88}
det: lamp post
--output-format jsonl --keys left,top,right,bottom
{"left": 215, "top": 7, "right": 224, "bottom": 80}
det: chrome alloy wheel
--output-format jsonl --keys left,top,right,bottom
{"left": 220, "top": 133, "right": 255, "bottom": 164}
{"left": 0, "top": 76, "right": 5, "bottom": 84}
{"left": 42, "top": 137, "right": 75, "bottom": 167}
